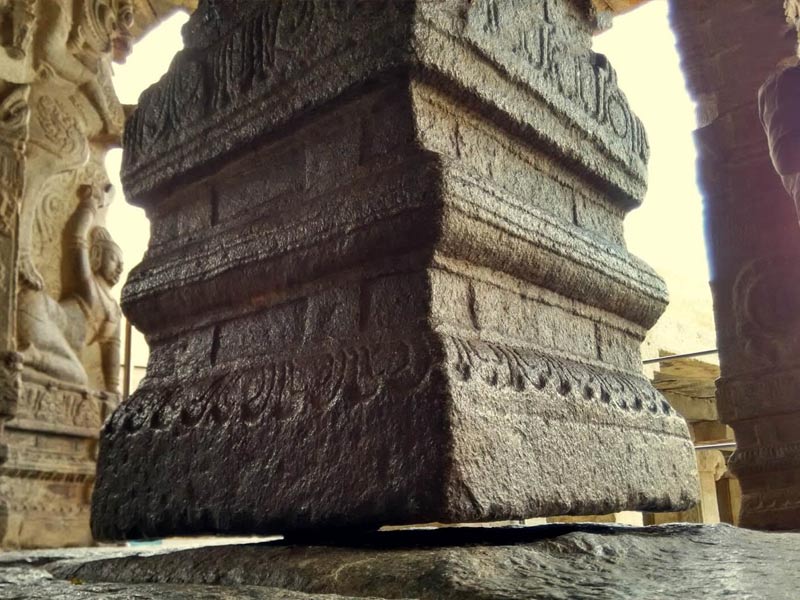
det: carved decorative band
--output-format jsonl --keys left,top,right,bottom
{"left": 108, "top": 334, "right": 674, "bottom": 439}
{"left": 5, "top": 374, "right": 115, "bottom": 436}
{"left": 731, "top": 443, "right": 800, "bottom": 473}
{"left": 447, "top": 336, "right": 674, "bottom": 417}
{"left": 741, "top": 489, "right": 800, "bottom": 515}
{"left": 122, "top": 0, "right": 647, "bottom": 199}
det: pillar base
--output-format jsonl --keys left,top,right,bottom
{"left": 0, "top": 371, "right": 115, "bottom": 549}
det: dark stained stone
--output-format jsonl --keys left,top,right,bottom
{"left": 92, "top": 0, "right": 697, "bottom": 540}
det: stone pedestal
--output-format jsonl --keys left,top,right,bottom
{"left": 670, "top": 0, "right": 800, "bottom": 530}
{"left": 92, "top": 0, "right": 697, "bottom": 540}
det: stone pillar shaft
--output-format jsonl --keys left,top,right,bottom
{"left": 670, "top": 0, "right": 800, "bottom": 529}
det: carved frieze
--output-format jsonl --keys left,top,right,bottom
{"left": 0, "top": 0, "right": 132, "bottom": 549}
{"left": 108, "top": 334, "right": 677, "bottom": 441}
{"left": 122, "top": 0, "right": 648, "bottom": 203}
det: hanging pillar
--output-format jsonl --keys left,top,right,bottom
{"left": 670, "top": 0, "right": 800, "bottom": 529}
{"left": 91, "top": 0, "right": 698, "bottom": 539}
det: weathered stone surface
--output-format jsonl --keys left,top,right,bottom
{"left": 0, "top": 573, "right": 376, "bottom": 600}
{"left": 0, "top": 525, "right": 798, "bottom": 599}
{"left": 92, "top": 0, "right": 697, "bottom": 539}
{"left": 0, "top": 0, "right": 131, "bottom": 548}
{"left": 671, "top": 0, "right": 800, "bottom": 529}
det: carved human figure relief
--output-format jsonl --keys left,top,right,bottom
{"left": 18, "top": 183, "right": 123, "bottom": 392}
{"left": 0, "top": 84, "right": 30, "bottom": 236}
{"left": 0, "top": 0, "right": 36, "bottom": 60}
{"left": 10, "top": 0, "right": 133, "bottom": 290}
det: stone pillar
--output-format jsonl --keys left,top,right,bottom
{"left": 670, "top": 0, "right": 800, "bottom": 529}
{"left": 92, "top": 0, "right": 697, "bottom": 540}
{"left": 0, "top": 0, "right": 131, "bottom": 548}
{"left": 695, "top": 450, "right": 727, "bottom": 523}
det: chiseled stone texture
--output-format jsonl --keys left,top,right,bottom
{"left": 92, "top": 0, "right": 697, "bottom": 539}
{"left": 1, "top": 525, "right": 799, "bottom": 599}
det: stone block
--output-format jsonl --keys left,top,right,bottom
{"left": 92, "top": 0, "right": 697, "bottom": 539}
{"left": 22, "top": 524, "right": 800, "bottom": 600}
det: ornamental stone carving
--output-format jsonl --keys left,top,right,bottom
{"left": 0, "top": 0, "right": 130, "bottom": 549}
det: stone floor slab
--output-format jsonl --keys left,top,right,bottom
{"left": 1, "top": 524, "right": 798, "bottom": 599}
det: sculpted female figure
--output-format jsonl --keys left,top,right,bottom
{"left": 18, "top": 183, "right": 123, "bottom": 392}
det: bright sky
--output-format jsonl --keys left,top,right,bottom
{"left": 106, "top": 11, "right": 190, "bottom": 367}
{"left": 106, "top": 1, "right": 713, "bottom": 368}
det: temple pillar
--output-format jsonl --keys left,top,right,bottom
{"left": 92, "top": 0, "right": 697, "bottom": 539}
{"left": 0, "top": 0, "right": 130, "bottom": 548}
{"left": 670, "top": 0, "right": 800, "bottom": 529}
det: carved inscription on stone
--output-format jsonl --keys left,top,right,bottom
{"left": 111, "top": 337, "right": 434, "bottom": 434}
{"left": 461, "top": 0, "right": 649, "bottom": 163}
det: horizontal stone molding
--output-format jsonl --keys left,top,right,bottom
{"left": 731, "top": 443, "right": 800, "bottom": 474}
{"left": 122, "top": 0, "right": 647, "bottom": 204}
{"left": 109, "top": 334, "right": 680, "bottom": 437}
{"left": 717, "top": 366, "right": 800, "bottom": 422}
{"left": 0, "top": 446, "right": 97, "bottom": 482}
{"left": 122, "top": 156, "right": 664, "bottom": 334}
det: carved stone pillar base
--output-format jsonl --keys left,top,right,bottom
{"left": 92, "top": 0, "right": 697, "bottom": 539}
{"left": 0, "top": 372, "right": 116, "bottom": 549}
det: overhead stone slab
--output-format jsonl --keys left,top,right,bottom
{"left": 92, "top": 0, "right": 697, "bottom": 540}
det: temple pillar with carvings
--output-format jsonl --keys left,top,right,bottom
{"left": 92, "top": 0, "right": 697, "bottom": 539}
{"left": 0, "top": 0, "right": 130, "bottom": 548}
{"left": 670, "top": 0, "right": 800, "bottom": 529}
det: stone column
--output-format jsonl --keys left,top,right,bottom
{"left": 92, "top": 0, "right": 697, "bottom": 540}
{"left": 670, "top": 0, "right": 800, "bottom": 529}
{"left": 0, "top": 0, "right": 131, "bottom": 548}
